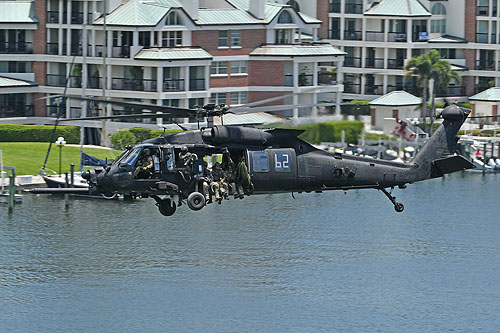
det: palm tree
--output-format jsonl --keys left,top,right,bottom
{"left": 404, "top": 49, "right": 459, "bottom": 134}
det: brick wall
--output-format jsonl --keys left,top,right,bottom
{"left": 249, "top": 60, "right": 285, "bottom": 86}
{"left": 32, "top": 0, "right": 47, "bottom": 117}
{"left": 462, "top": 73, "right": 475, "bottom": 97}
{"left": 248, "top": 91, "right": 286, "bottom": 107}
{"left": 192, "top": 29, "right": 266, "bottom": 56}
{"left": 317, "top": 0, "right": 329, "bottom": 40}
{"left": 210, "top": 74, "right": 249, "bottom": 88}
{"left": 464, "top": 0, "right": 476, "bottom": 42}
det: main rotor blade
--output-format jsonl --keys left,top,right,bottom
{"left": 232, "top": 102, "right": 338, "bottom": 114}
{"left": 58, "top": 112, "right": 181, "bottom": 122}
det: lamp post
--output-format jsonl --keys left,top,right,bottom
{"left": 55, "top": 136, "right": 66, "bottom": 176}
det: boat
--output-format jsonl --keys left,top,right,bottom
{"left": 41, "top": 168, "right": 89, "bottom": 188}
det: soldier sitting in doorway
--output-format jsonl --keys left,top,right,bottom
{"left": 178, "top": 146, "right": 198, "bottom": 169}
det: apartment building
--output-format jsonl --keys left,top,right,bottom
{"left": 291, "top": 0, "right": 500, "bottom": 102}
{"left": 0, "top": 0, "right": 345, "bottom": 128}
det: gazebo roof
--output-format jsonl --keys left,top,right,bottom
{"left": 369, "top": 91, "right": 422, "bottom": 107}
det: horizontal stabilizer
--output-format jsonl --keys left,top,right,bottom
{"left": 430, "top": 155, "right": 474, "bottom": 178}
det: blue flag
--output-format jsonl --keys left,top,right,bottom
{"left": 81, "top": 152, "right": 107, "bottom": 166}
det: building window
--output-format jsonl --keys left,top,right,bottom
{"left": 230, "top": 60, "right": 247, "bottom": 74}
{"left": 166, "top": 11, "right": 181, "bottom": 25}
{"left": 162, "top": 31, "right": 182, "bottom": 47}
{"left": 210, "top": 61, "right": 228, "bottom": 75}
{"left": 277, "top": 10, "right": 293, "bottom": 24}
{"left": 438, "top": 48, "right": 456, "bottom": 59}
{"left": 218, "top": 31, "right": 228, "bottom": 47}
{"left": 139, "top": 32, "right": 151, "bottom": 47}
{"left": 231, "top": 30, "right": 241, "bottom": 47}
{"left": 162, "top": 99, "right": 179, "bottom": 107}
{"left": 0, "top": 61, "right": 30, "bottom": 73}
{"left": 431, "top": 19, "right": 446, "bottom": 33}
{"left": 431, "top": 3, "right": 446, "bottom": 14}
{"left": 230, "top": 91, "right": 247, "bottom": 105}
{"left": 189, "top": 97, "right": 205, "bottom": 109}
{"left": 275, "top": 29, "right": 293, "bottom": 44}
{"left": 210, "top": 92, "right": 227, "bottom": 105}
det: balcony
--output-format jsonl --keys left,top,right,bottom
{"left": 344, "top": 56, "right": 361, "bottom": 67}
{"left": 436, "top": 86, "right": 465, "bottom": 97}
{"left": 365, "top": 31, "right": 384, "bottom": 42}
{"left": 345, "top": 3, "right": 363, "bottom": 14}
{"left": 0, "top": 104, "right": 34, "bottom": 118}
{"left": 318, "top": 72, "right": 337, "bottom": 85}
{"left": 476, "top": 33, "right": 488, "bottom": 43}
{"left": 47, "top": 42, "right": 58, "bottom": 55}
{"left": 112, "top": 46, "right": 131, "bottom": 58}
{"left": 69, "top": 76, "right": 82, "bottom": 88}
{"left": 477, "top": 6, "right": 489, "bottom": 16}
{"left": 365, "top": 58, "right": 384, "bottom": 69}
{"left": 0, "top": 42, "right": 33, "bottom": 54}
{"left": 46, "top": 74, "right": 67, "bottom": 86}
{"left": 299, "top": 74, "right": 313, "bottom": 86}
{"left": 475, "top": 60, "right": 496, "bottom": 71}
{"left": 387, "top": 59, "right": 405, "bottom": 70}
{"left": 344, "top": 83, "right": 361, "bottom": 94}
{"left": 189, "top": 78, "right": 205, "bottom": 91}
{"left": 388, "top": 32, "right": 407, "bottom": 43}
{"left": 70, "top": 43, "right": 82, "bottom": 56}
{"left": 163, "top": 79, "right": 184, "bottom": 91}
{"left": 413, "top": 32, "right": 429, "bottom": 42}
{"left": 112, "top": 78, "right": 157, "bottom": 92}
{"left": 330, "top": 2, "right": 341, "bottom": 13}
{"left": 71, "top": 12, "right": 84, "bottom": 24}
{"left": 329, "top": 30, "right": 341, "bottom": 40}
{"left": 344, "top": 31, "right": 362, "bottom": 40}
{"left": 88, "top": 77, "right": 102, "bottom": 89}
{"left": 47, "top": 11, "right": 59, "bottom": 23}
{"left": 284, "top": 74, "right": 293, "bottom": 87}
{"left": 364, "top": 85, "right": 383, "bottom": 95}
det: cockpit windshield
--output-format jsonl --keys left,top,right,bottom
{"left": 121, "top": 147, "right": 142, "bottom": 166}
{"left": 111, "top": 149, "right": 131, "bottom": 166}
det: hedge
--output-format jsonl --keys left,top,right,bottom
{"left": 0, "top": 124, "right": 80, "bottom": 143}
{"left": 279, "top": 121, "right": 364, "bottom": 145}
{"left": 129, "top": 127, "right": 181, "bottom": 143}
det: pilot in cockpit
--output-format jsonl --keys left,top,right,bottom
{"left": 134, "top": 148, "right": 154, "bottom": 179}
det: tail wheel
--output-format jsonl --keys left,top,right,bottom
{"left": 394, "top": 202, "right": 405, "bottom": 213}
{"left": 187, "top": 192, "right": 205, "bottom": 211}
{"left": 157, "top": 198, "right": 177, "bottom": 216}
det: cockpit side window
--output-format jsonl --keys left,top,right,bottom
{"left": 122, "top": 147, "right": 142, "bottom": 166}
{"left": 251, "top": 151, "right": 270, "bottom": 172}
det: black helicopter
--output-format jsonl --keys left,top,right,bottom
{"left": 58, "top": 97, "right": 473, "bottom": 217}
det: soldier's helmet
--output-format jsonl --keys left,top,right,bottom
{"left": 181, "top": 146, "right": 188, "bottom": 152}
{"left": 143, "top": 148, "right": 151, "bottom": 155}
{"left": 214, "top": 162, "right": 221, "bottom": 169}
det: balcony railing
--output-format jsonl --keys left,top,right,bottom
{"left": 413, "top": 32, "right": 429, "bottom": 42}
{"left": 111, "top": 78, "right": 157, "bottom": 92}
{"left": 344, "top": 83, "right": 361, "bottom": 94}
{"left": 364, "top": 85, "right": 383, "bottom": 95}
{"left": 88, "top": 77, "right": 102, "bottom": 89}
{"left": 387, "top": 58, "right": 405, "bottom": 69}
{"left": 365, "top": 58, "right": 384, "bottom": 69}
{"left": 329, "top": 30, "right": 340, "bottom": 40}
{"left": 344, "top": 31, "right": 362, "bottom": 40}
{"left": 329, "top": 2, "right": 341, "bottom": 13}
{"left": 70, "top": 43, "right": 82, "bottom": 56}
{"left": 189, "top": 78, "right": 205, "bottom": 91}
{"left": 476, "top": 33, "right": 488, "bottom": 43}
{"left": 0, "top": 42, "right": 33, "bottom": 54}
{"left": 0, "top": 104, "right": 34, "bottom": 118}
{"left": 46, "top": 74, "right": 67, "bottom": 86}
{"left": 69, "top": 76, "right": 82, "bottom": 88}
{"left": 318, "top": 72, "right": 337, "bottom": 85}
{"left": 475, "top": 60, "right": 496, "bottom": 71}
{"left": 112, "top": 46, "right": 131, "bottom": 58}
{"left": 436, "top": 86, "right": 465, "bottom": 97}
{"left": 388, "top": 32, "right": 407, "bottom": 42}
{"left": 345, "top": 3, "right": 363, "bottom": 14}
{"left": 344, "top": 56, "right": 361, "bottom": 67}
{"left": 477, "top": 6, "right": 489, "bottom": 16}
{"left": 46, "top": 11, "right": 92, "bottom": 24}
{"left": 163, "top": 79, "right": 184, "bottom": 91}
{"left": 365, "top": 31, "right": 384, "bottom": 42}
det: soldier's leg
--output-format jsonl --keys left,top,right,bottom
{"left": 203, "top": 181, "right": 211, "bottom": 202}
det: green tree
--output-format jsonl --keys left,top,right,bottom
{"left": 405, "top": 49, "right": 458, "bottom": 134}
{"left": 109, "top": 130, "right": 135, "bottom": 149}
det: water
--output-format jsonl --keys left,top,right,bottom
{"left": 1, "top": 173, "right": 499, "bottom": 332}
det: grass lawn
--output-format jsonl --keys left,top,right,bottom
{"left": 0, "top": 142, "right": 123, "bottom": 175}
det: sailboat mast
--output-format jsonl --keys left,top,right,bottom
{"left": 80, "top": 0, "right": 89, "bottom": 172}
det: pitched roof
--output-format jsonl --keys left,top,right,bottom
{"left": 250, "top": 44, "right": 345, "bottom": 57}
{"left": 197, "top": 9, "right": 258, "bottom": 25}
{"left": 94, "top": 0, "right": 175, "bottom": 26}
{"left": 134, "top": 47, "right": 212, "bottom": 61}
{"left": 428, "top": 34, "right": 468, "bottom": 44}
{"left": 0, "top": 1, "right": 39, "bottom": 23}
{"left": 0, "top": 76, "right": 38, "bottom": 88}
{"left": 469, "top": 87, "right": 500, "bottom": 102}
{"left": 364, "top": 0, "right": 431, "bottom": 17}
{"left": 369, "top": 91, "right": 422, "bottom": 106}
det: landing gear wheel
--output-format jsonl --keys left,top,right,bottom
{"left": 156, "top": 198, "right": 177, "bottom": 216}
{"left": 394, "top": 202, "right": 405, "bottom": 213}
{"left": 187, "top": 192, "right": 205, "bottom": 211}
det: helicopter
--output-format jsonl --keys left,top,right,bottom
{"left": 57, "top": 97, "right": 473, "bottom": 217}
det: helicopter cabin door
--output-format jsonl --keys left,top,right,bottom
{"left": 248, "top": 149, "right": 297, "bottom": 193}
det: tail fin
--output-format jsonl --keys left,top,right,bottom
{"left": 413, "top": 105, "right": 474, "bottom": 180}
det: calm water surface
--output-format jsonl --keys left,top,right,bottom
{"left": 1, "top": 173, "right": 499, "bottom": 332}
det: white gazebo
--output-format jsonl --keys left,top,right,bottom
{"left": 368, "top": 91, "right": 422, "bottom": 131}
{"left": 469, "top": 87, "right": 500, "bottom": 124}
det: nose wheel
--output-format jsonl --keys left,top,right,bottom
{"left": 379, "top": 187, "right": 405, "bottom": 213}
{"left": 153, "top": 196, "right": 177, "bottom": 216}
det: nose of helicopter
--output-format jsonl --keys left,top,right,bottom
{"left": 81, "top": 170, "right": 91, "bottom": 180}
